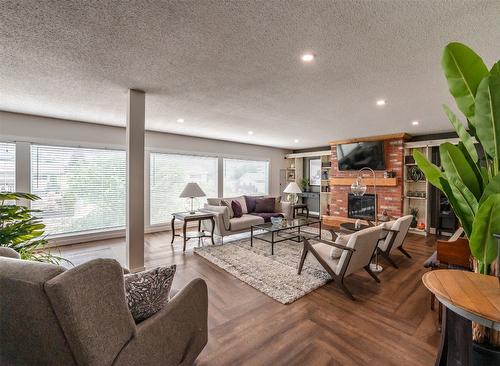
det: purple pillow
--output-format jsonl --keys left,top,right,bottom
{"left": 255, "top": 197, "right": 275, "bottom": 213}
{"left": 231, "top": 200, "right": 243, "bottom": 218}
{"left": 244, "top": 195, "right": 262, "bottom": 213}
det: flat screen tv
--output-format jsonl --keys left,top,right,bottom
{"left": 337, "top": 141, "right": 385, "bottom": 171}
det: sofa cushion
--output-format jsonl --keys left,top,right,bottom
{"left": 207, "top": 196, "right": 248, "bottom": 214}
{"left": 244, "top": 195, "right": 262, "bottom": 213}
{"left": 221, "top": 200, "right": 234, "bottom": 218}
{"left": 229, "top": 214, "right": 264, "bottom": 231}
{"left": 124, "top": 265, "right": 176, "bottom": 323}
{"left": 231, "top": 200, "right": 243, "bottom": 218}
{"left": 250, "top": 212, "right": 283, "bottom": 223}
{"left": 255, "top": 197, "right": 276, "bottom": 213}
{"left": 312, "top": 243, "right": 341, "bottom": 275}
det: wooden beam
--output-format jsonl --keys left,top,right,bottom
{"left": 330, "top": 177, "right": 399, "bottom": 187}
{"left": 330, "top": 133, "right": 411, "bottom": 146}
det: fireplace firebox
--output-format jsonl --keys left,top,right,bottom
{"left": 347, "top": 193, "right": 376, "bottom": 221}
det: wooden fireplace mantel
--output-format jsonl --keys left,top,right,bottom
{"left": 330, "top": 177, "right": 398, "bottom": 187}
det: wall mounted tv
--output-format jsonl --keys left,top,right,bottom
{"left": 336, "top": 141, "right": 385, "bottom": 171}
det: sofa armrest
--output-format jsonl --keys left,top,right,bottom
{"left": 200, "top": 205, "right": 230, "bottom": 234}
{"left": 114, "top": 278, "right": 208, "bottom": 366}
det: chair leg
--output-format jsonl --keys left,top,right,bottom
{"left": 431, "top": 293, "right": 435, "bottom": 311}
{"left": 380, "top": 251, "right": 399, "bottom": 269}
{"left": 364, "top": 265, "right": 380, "bottom": 283}
{"left": 397, "top": 246, "right": 412, "bottom": 258}
{"left": 298, "top": 245, "right": 308, "bottom": 275}
{"left": 337, "top": 279, "right": 355, "bottom": 301}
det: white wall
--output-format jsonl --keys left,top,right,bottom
{"left": 0, "top": 111, "right": 289, "bottom": 243}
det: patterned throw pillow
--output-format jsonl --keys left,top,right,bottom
{"left": 330, "top": 234, "right": 351, "bottom": 259}
{"left": 124, "top": 265, "right": 176, "bottom": 323}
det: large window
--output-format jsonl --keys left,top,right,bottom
{"left": 31, "top": 145, "right": 126, "bottom": 235}
{"left": 223, "top": 158, "right": 269, "bottom": 197}
{"left": 150, "top": 153, "right": 218, "bottom": 225}
{"left": 0, "top": 142, "right": 16, "bottom": 192}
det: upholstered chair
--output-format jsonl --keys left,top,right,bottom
{"left": 298, "top": 226, "right": 383, "bottom": 300}
{"left": 0, "top": 253, "right": 208, "bottom": 366}
{"left": 377, "top": 214, "right": 413, "bottom": 268}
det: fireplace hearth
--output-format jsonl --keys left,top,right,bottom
{"left": 348, "top": 193, "right": 376, "bottom": 221}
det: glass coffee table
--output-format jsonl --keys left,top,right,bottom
{"left": 251, "top": 218, "right": 322, "bottom": 255}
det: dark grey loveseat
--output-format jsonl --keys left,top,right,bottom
{"left": 0, "top": 248, "right": 208, "bottom": 366}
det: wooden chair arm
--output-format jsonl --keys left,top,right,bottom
{"left": 302, "top": 236, "right": 355, "bottom": 252}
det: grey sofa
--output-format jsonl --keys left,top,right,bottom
{"left": 0, "top": 248, "right": 208, "bottom": 366}
{"left": 201, "top": 195, "right": 293, "bottom": 241}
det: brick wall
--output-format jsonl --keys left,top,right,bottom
{"left": 330, "top": 139, "right": 404, "bottom": 218}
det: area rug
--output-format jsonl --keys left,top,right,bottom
{"left": 194, "top": 227, "right": 333, "bottom": 304}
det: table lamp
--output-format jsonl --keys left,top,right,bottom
{"left": 179, "top": 182, "right": 206, "bottom": 214}
{"left": 284, "top": 182, "right": 302, "bottom": 204}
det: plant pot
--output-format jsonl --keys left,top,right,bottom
{"left": 410, "top": 219, "right": 418, "bottom": 228}
{"left": 472, "top": 342, "right": 500, "bottom": 365}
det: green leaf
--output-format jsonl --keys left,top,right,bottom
{"left": 440, "top": 177, "right": 474, "bottom": 237}
{"left": 413, "top": 150, "right": 443, "bottom": 190}
{"left": 448, "top": 177, "right": 479, "bottom": 214}
{"left": 442, "top": 43, "right": 489, "bottom": 118}
{"left": 439, "top": 142, "right": 482, "bottom": 200}
{"left": 473, "top": 74, "right": 500, "bottom": 172}
{"left": 469, "top": 193, "right": 500, "bottom": 267}
{"left": 479, "top": 173, "right": 500, "bottom": 205}
{"left": 491, "top": 61, "right": 500, "bottom": 78}
{"left": 443, "top": 105, "right": 478, "bottom": 162}
{"left": 457, "top": 142, "right": 485, "bottom": 189}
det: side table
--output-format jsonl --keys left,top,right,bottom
{"left": 422, "top": 269, "right": 500, "bottom": 365}
{"left": 171, "top": 211, "right": 215, "bottom": 252}
{"left": 292, "top": 204, "right": 309, "bottom": 219}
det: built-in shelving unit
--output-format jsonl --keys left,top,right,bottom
{"left": 403, "top": 143, "right": 431, "bottom": 236}
{"left": 320, "top": 155, "right": 332, "bottom": 217}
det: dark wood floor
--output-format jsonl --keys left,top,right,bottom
{"left": 59, "top": 229, "right": 440, "bottom": 366}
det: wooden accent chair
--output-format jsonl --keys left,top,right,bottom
{"left": 298, "top": 226, "right": 383, "bottom": 300}
{"left": 376, "top": 215, "right": 413, "bottom": 268}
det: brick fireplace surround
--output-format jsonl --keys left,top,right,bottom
{"left": 327, "top": 135, "right": 406, "bottom": 223}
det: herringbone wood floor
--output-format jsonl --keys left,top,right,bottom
{"left": 59, "top": 228, "right": 440, "bottom": 366}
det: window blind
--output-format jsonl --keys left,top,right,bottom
{"left": 0, "top": 142, "right": 16, "bottom": 192}
{"left": 31, "top": 144, "right": 126, "bottom": 235}
{"left": 223, "top": 158, "right": 269, "bottom": 197}
{"left": 150, "top": 153, "right": 218, "bottom": 225}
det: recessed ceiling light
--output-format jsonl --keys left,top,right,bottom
{"left": 301, "top": 53, "right": 315, "bottom": 62}
{"left": 177, "top": 118, "right": 184, "bottom": 123}
{"left": 376, "top": 99, "right": 386, "bottom": 106}
{"left": 294, "top": 139, "right": 299, "bottom": 143}
{"left": 412, "top": 120, "right": 419, "bottom": 126}
{"left": 248, "top": 131, "right": 254, "bottom": 135}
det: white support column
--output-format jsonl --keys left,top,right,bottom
{"left": 217, "top": 157, "right": 224, "bottom": 197}
{"left": 15, "top": 142, "right": 31, "bottom": 206}
{"left": 126, "top": 89, "right": 145, "bottom": 272}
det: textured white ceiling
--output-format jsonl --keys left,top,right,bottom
{"left": 1, "top": 1, "right": 499, "bottom": 149}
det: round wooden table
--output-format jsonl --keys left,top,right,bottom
{"left": 339, "top": 222, "right": 369, "bottom": 232}
{"left": 422, "top": 270, "right": 500, "bottom": 365}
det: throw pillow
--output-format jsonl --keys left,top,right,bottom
{"left": 124, "top": 265, "right": 176, "bottom": 323}
{"left": 231, "top": 200, "right": 243, "bottom": 218}
{"left": 255, "top": 197, "right": 275, "bottom": 213}
{"left": 330, "top": 234, "right": 351, "bottom": 259}
{"left": 221, "top": 200, "right": 234, "bottom": 218}
{"left": 244, "top": 195, "right": 262, "bottom": 213}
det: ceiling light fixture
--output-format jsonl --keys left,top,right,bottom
{"left": 248, "top": 131, "right": 254, "bottom": 135}
{"left": 294, "top": 139, "right": 299, "bottom": 143}
{"left": 177, "top": 118, "right": 184, "bottom": 123}
{"left": 412, "top": 120, "right": 419, "bottom": 126}
{"left": 376, "top": 100, "right": 386, "bottom": 106}
{"left": 301, "top": 53, "right": 315, "bottom": 62}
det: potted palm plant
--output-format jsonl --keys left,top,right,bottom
{"left": 414, "top": 42, "right": 500, "bottom": 359}
{"left": 0, "top": 192, "right": 68, "bottom": 264}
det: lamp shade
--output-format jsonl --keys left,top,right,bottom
{"left": 284, "top": 182, "right": 302, "bottom": 194}
{"left": 179, "top": 182, "right": 206, "bottom": 198}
